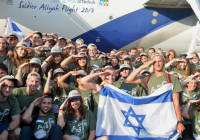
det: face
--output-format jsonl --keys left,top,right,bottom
{"left": 16, "top": 47, "right": 27, "bottom": 58}
{"left": 66, "top": 45, "right": 76, "bottom": 55}
{"left": 137, "top": 48, "right": 144, "bottom": 53}
{"left": 141, "top": 56, "right": 148, "bottom": 64}
{"left": 70, "top": 97, "right": 81, "bottom": 110}
{"left": 187, "top": 81, "right": 197, "bottom": 91}
{"left": 153, "top": 56, "right": 164, "bottom": 72}
{"left": 0, "top": 39, "right": 7, "bottom": 52}
{"left": 123, "top": 60, "right": 131, "bottom": 65}
{"left": 179, "top": 59, "right": 187, "bottom": 70}
{"left": 111, "top": 58, "right": 118, "bottom": 67}
{"left": 31, "top": 64, "right": 40, "bottom": 73}
{"left": 76, "top": 40, "right": 84, "bottom": 48}
{"left": 148, "top": 49, "right": 155, "bottom": 58}
{"left": 31, "top": 34, "right": 43, "bottom": 47}
{"left": 88, "top": 47, "right": 97, "bottom": 57}
{"left": 0, "top": 69, "right": 7, "bottom": 78}
{"left": 120, "top": 68, "right": 130, "bottom": 78}
{"left": 7, "top": 36, "right": 18, "bottom": 48}
{"left": 0, "top": 80, "right": 14, "bottom": 97}
{"left": 55, "top": 73, "right": 64, "bottom": 82}
{"left": 26, "top": 76, "right": 41, "bottom": 92}
{"left": 58, "top": 39, "right": 66, "bottom": 47}
{"left": 110, "top": 50, "right": 117, "bottom": 56}
{"left": 191, "top": 54, "right": 199, "bottom": 64}
{"left": 103, "top": 69, "right": 115, "bottom": 84}
{"left": 53, "top": 54, "right": 62, "bottom": 64}
{"left": 40, "top": 98, "right": 53, "bottom": 114}
{"left": 80, "top": 47, "right": 88, "bottom": 53}
{"left": 78, "top": 57, "right": 87, "bottom": 67}
{"left": 129, "top": 49, "right": 137, "bottom": 57}
{"left": 168, "top": 51, "right": 175, "bottom": 60}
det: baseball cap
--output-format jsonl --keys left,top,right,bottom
{"left": 77, "top": 52, "right": 87, "bottom": 58}
{"left": 27, "top": 72, "right": 41, "bottom": 80}
{"left": 29, "top": 58, "right": 41, "bottom": 66}
{"left": 123, "top": 55, "right": 131, "bottom": 60}
{"left": 79, "top": 44, "right": 87, "bottom": 48}
{"left": 53, "top": 68, "right": 65, "bottom": 78}
{"left": 0, "top": 75, "right": 18, "bottom": 87}
{"left": 76, "top": 70, "right": 87, "bottom": 77}
{"left": 6, "top": 33, "right": 18, "bottom": 40}
{"left": 51, "top": 45, "right": 62, "bottom": 55}
{"left": 140, "top": 53, "right": 148, "bottom": 57}
{"left": 33, "top": 31, "right": 42, "bottom": 38}
{"left": 120, "top": 64, "right": 131, "bottom": 70}
{"left": 68, "top": 90, "right": 81, "bottom": 100}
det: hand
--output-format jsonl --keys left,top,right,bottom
{"left": 19, "top": 62, "right": 29, "bottom": 69}
{"left": 188, "top": 99, "right": 200, "bottom": 105}
{"left": 46, "top": 55, "right": 53, "bottom": 62}
{"left": 48, "top": 69, "right": 53, "bottom": 78}
{"left": 0, "top": 130, "right": 8, "bottom": 140}
{"left": 32, "top": 97, "right": 43, "bottom": 107}
{"left": 177, "top": 122, "right": 185, "bottom": 134}
{"left": 7, "top": 50, "right": 14, "bottom": 58}
{"left": 59, "top": 98, "right": 70, "bottom": 110}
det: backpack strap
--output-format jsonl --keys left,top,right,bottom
{"left": 146, "top": 75, "right": 151, "bottom": 88}
{"left": 166, "top": 73, "right": 172, "bottom": 83}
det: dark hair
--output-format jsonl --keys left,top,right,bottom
{"left": 0, "top": 63, "right": 8, "bottom": 73}
{"left": 65, "top": 96, "right": 86, "bottom": 121}
{"left": 42, "top": 95, "right": 53, "bottom": 102}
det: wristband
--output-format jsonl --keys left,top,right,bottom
{"left": 58, "top": 109, "right": 64, "bottom": 111}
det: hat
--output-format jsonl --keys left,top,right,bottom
{"left": 30, "top": 58, "right": 41, "bottom": 66}
{"left": 140, "top": 53, "right": 148, "bottom": 57}
{"left": 6, "top": 33, "right": 18, "bottom": 40}
{"left": 33, "top": 31, "right": 42, "bottom": 38}
{"left": 79, "top": 44, "right": 87, "bottom": 48}
{"left": 53, "top": 68, "right": 65, "bottom": 78}
{"left": 68, "top": 90, "right": 81, "bottom": 99}
{"left": 76, "top": 70, "right": 87, "bottom": 77}
{"left": 51, "top": 45, "right": 62, "bottom": 55}
{"left": 16, "top": 41, "right": 28, "bottom": 47}
{"left": 27, "top": 72, "right": 41, "bottom": 80}
{"left": 42, "top": 46, "right": 51, "bottom": 51}
{"left": 77, "top": 52, "right": 87, "bottom": 58}
{"left": 0, "top": 75, "right": 18, "bottom": 87}
{"left": 140, "top": 69, "right": 150, "bottom": 75}
{"left": 58, "top": 37, "right": 66, "bottom": 40}
{"left": 99, "top": 55, "right": 107, "bottom": 59}
{"left": 123, "top": 55, "right": 131, "bottom": 60}
{"left": 120, "top": 64, "right": 131, "bottom": 70}
{"left": 184, "top": 76, "right": 197, "bottom": 83}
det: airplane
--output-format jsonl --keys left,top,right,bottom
{"left": 0, "top": 0, "right": 199, "bottom": 53}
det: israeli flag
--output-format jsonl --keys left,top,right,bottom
{"left": 96, "top": 84, "right": 180, "bottom": 140}
{"left": 4, "top": 17, "right": 26, "bottom": 42}
{"left": 186, "top": 0, "right": 200, "bottom": 21}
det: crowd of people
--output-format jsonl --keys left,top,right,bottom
{"left": 0, "top": 31, "right": 200, "bottom": 140}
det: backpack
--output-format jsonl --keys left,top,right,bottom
{"left": 146, "top": 73, "right": 172, "bottom": 88}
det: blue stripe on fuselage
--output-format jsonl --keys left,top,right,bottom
{"left": 73, "top": 8, "right": 194, "bottom": 52}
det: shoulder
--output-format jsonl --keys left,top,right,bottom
{"left": 13, "top": 87, "right": 26, "bottom": 95}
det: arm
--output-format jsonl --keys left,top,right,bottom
{"left": 1, "top": 18, "right": 8, "bottom": 37}
{"left": 88, "top": 130, "right": 96, "bottom": 140}
{"left": 57, "top": 71, "right": 74, "bottom": 89}
{"left": 60, "top": 55, "right": 75, "bottom": 70}
{"left": 41, "top": 55, "right": 53, "bottom": 73}
{"left": 182, "top": 100, "right": 200, "bottom": 119}
{"left": 15, "top": 63, "right": 29, "bottom": 86}
{"left": 22, "top": 97, "right": 42, "bottom": 124}
{"left": 57, "top": 99, "right": 68, "bottom": 128}
{"left": 43, "top": 69, "right": 53, "bottom": 95}
{"left": 126, "top": 60, "right": 154, "bottom": 84}
{"left": 172, "top": 93, "right": 185, "bottom": 134}
{"left": 80, "top": 72, "right": 109, "bottom": 91}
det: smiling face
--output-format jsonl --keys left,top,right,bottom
{"left": 0, "top": 79, "right": 14, "bottom": 98}
{"left": 187, "top": 80, "right": 197, "bottom": 91}
{"left": 53, "top": 54, "right": 62, "bottom": 64}
{"left": 40, "top": 97, "right": 53, "bottom": 115}
{"left": 16, "top": 47, "right": 27, "bottom": 58}
{"left": 0, "top": 39, "right": 7, "bottom": 52}
{"left": 70, "top": 97, "right": 81, "bottom": 110}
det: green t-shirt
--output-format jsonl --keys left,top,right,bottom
{"left": 0, "top": 95, "right": 20, "bottom": 124}
{"left": 141, "top": 73, "right": 183, "bottom": 95}
{"left": 51, "top": 85, "right": 75, "bottom": 113}
{"left": 113, "top": 81, "right": 137, "bottom": 96}
{"left": 13, "top": 87, "right": 42, "bottom": 112}
{"left": 189, "top": 106, "right": 200, "bottom": 135}
{"left": 190, "top": 63, "right": 200, "bottom": 73}
{"left": 89, "top": 59, "right": 102, "bottom": 70}
{"left": 33, "top": 114, "right": 56, "bottom": 139}
{"left": 63, "top": 109, "right": 96, "bottom": 140}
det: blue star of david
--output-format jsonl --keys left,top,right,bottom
{"left": 121, "top": 106, "right": 146, "bottom": 136}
